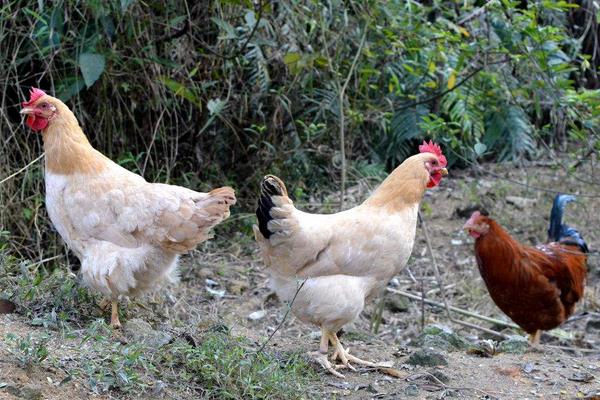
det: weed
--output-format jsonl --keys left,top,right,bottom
{"left": 5, "top": 333, "right": 49, "bottom": 370}
{"left": 159, "top": 329, "right": 316, "bottom": 399}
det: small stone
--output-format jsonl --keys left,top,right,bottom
{"left": 506, "top": 196, "right": 536, "bottom": 210}
{"left": 205, "top": 287, "right": 225, "bottom": 298}
{"left": 123, "top": 318, "right": 172, "bottom": 347}
{"left": 523, "top": 362, "right": 535, "bottom": 373}
{"left": 426, "top": 369, "right": 450, "bottom": 384}
{"left": 248, "top": 310, "right": 267, "bottom": 321}
{"left": 497, "top": 337, "right": 529, "bottom": 354}
{"left": 205, "top": 278, "right": 219, "bottom": 287}
{"left": 0, "top": 299, "right": 16, "bottom": 314}
{"left": 416, "top": 324, "right": 471, "bottom": 351}
{"left": 389, "top": 278, "right": 400, "bottom": 288}
{"left": 568, "top": 372, "right": 594, "bottom": 383}
{"left": 384, "top": 295, "right": 409, "bottom": 313}
{"left": 451, "top": 239, "right": 463, "bottom": 246}
{"left": 585, "top": 319, "right": 600, "bottom": 332}
{"left": 407, "top": 348, "right": 448, "bottom": 367}
{"left": 404, "top": 384, "right": 420, "bottom": 396}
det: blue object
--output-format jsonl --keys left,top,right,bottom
{"left": 547, "top": 194, "right": 588, "bottom": 253}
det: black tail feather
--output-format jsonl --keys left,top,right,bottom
{"left": 547, "top": 194, "right": 588, "bottom": 253}
{"left": 256, "top": 175, "right": 288, "bottom": 239}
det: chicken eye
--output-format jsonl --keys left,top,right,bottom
{"left": 40, "top": 103, "right": 48, "bottom": 108}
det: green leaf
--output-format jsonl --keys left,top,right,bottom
{"left": 120, "top": 0, "right": 135, "bottom": 12}
{"left": 79, "top": 53, "right": 106, "bottom": 88}
{"left": 474, "top": 142, "right": 487, "bottom": 156}
{"left": 283, "top": 52, "right": 301, "bottom": 65}
{"left": 212, "top": 17, "right": 237, "bottom": 39}
{"left": 160, "top": 77, "right": 201, "bottom": 107}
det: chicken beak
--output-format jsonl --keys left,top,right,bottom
{"left": 20, "top": 107, "right": 35, "bottom": 115}
{"left": 440, "top": 168, "right": 448, "bottom": 176}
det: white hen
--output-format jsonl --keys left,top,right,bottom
{"left": 21, "top": 88, "right": 235, "bottom": 327}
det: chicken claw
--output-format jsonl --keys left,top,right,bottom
{"left": 310, "top": 351, "right": 346, "bottom": 378}
{"left": 328, "top": 332, "right": 385, "bottom": 371}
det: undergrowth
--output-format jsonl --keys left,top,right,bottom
{"left": 2, "top": 1, "right": 600, "bottom": 261}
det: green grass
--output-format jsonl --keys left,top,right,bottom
{"left": 0, "top": 250, "right": 318, "bottom": 399}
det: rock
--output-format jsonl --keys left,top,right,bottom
{"left": 19, "top": 385, "right": 42, "bottom": 400}
{"left": 205, "top": 278, "right": 219, "bottom": 287}
{"left": 568, "top": 372, "right": 595, "bottom": 383}
{"left": 497, "top": 337, "right": 528, "bottom": 354}
{"left": 3, "top": 384, "right": 44, "bottom": 400}
{"left": 0, "top": 299, "right": 16, "bottom": 314}
{"left": 228, "top": 279, "right": 249, "bottom": 295}
{"left": 248, "top": 310, "right": 267, "bottom": 321}
{"left": 384, "top": 295, "right": 409, "bottom": 313}
{"left": 408, "top": 348, "right": 448, "bottom": 367}
{"left": 467, "top": 339, "right": 496, "bottom": 357}
{"left": 585, "top": 319, "right": 600, "bottom": 332}
{"left": 123, "top": 319, "right": 172, "bottom": 347}
{"left": 205, "top": 287, "right": 225, "bottom": 298}
{"left": 506, "top": 196, "right": 536, "bottom": 210}
{"left": 426, "top": 369, "right": 450, "bottom": 384}
{"left": 403, "top": 384, "right": 420, "bottom": 396}
{"left": 415, "top": 324, "right": 471, "bottom": 351}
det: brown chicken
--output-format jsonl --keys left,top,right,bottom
{"left": 20, "top": 88, "right": 236, "bottom": 328}
{"left": 254, "top": 141, "right": 448, "bottom": 377}
{"left": 463, "top": 194, "right": 588, "bottom": 345}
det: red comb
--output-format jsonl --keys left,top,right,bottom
{"left": 419, "top": 140, "right": 447, "bottom": 166}
{"left": 22, "top": 87, "right": 47, "bottom": 107}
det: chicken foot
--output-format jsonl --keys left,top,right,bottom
{"left": 328, "top": 332, "right": 382, "bottom": 369}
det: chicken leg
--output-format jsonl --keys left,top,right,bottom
{"left": 528, "top": 330, "right": 541, "bottom": 346}
{"left": 111, "top": 299, "right": 122, "bottom": 329}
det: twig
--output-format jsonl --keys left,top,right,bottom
{"left": 458, "top": 0, "right": 497, "bottom": 25}
{"left": 0, "top": 153, "right": 44, "bottom": 185}
{"left": 545, "top": 344, "right": 599, "bottom": 354}
{"left": 256, "top": 278, "right": 307, "bottom": 354}
{"left": 394, "top": 58, "right": 510, "bottom": 113}
{"left": 408, "top": 371, "right": 501, "bottom": 399}
{"left": 418, "top": 212, "right": 452, "bottom": 321}
{"left": 142, "top": 107, "right": 167, "bottom": 176}
{"left": 386, "top": 287, "right": 519, "bottom": 330}
{"left": 338, "top": 24, "right": 368, "bottom": 211}
{"left": 197, "top": 0, "right": 266, "bottom": 60}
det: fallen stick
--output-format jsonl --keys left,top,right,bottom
{"left": 387, "top": 287, "right": 520, "bottom": 329}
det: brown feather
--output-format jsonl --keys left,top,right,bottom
{"left": 473, "top": 218, "right": 587, "bottom": 334}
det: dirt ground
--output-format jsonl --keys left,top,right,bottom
{"left": 1, "top": 159, "right": 600, "bottom": 399}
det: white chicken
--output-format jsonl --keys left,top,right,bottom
{"left": 254, "top": 141, "right": 448, "bottom": 376}
{"left": 21, "top": 88, "right": 236, "bottom": 328}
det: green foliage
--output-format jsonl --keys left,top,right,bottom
{"left": 0, "top": 257, "right": 99, "bottom": 329}
{"left": 160, "top": 330, "right": 314, "bottom": 399}
{"left": 5, "top": 333, "right": 49, "bottom": 370}
{"left": 55, "top": 320, "right": 314, "bottom": 398}
{"left": 1, "top": 0, "right": 599, "bottom": 258}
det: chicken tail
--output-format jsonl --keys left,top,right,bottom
{"left": 206, "top": 186, "right": 237, "bottom": 220}
{"left": 547, "top": 194, "right": 588, "bottom": 253}
{"left": 256, "top": 175, "right": 289, "bottom": 239}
